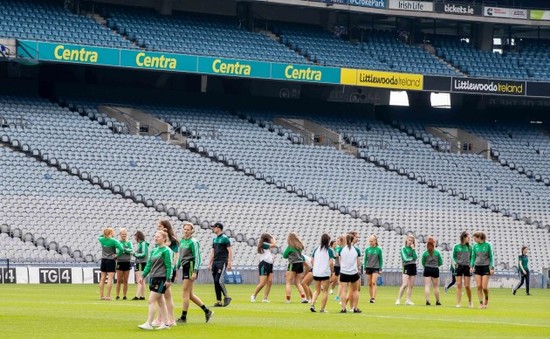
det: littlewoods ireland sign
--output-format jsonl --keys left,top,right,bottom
{"left": 452, "top": 78, "right": 525, "bottom": 96}
{"left": 389, "top": 0, "right": 433, "bottom": 12}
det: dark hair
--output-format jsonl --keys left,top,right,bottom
{"left": 159, "top": 220, "right": 179, "bottom": 246}
{"left": 473, "top": 231, "right": 486, "bottom": 242}
{"left": 257, "top": 233, "right": 272, "bottom": 254}
{"left": 329, "top": 240, "right": 336, "bottom": 247}
{"left": 521, "top": 246, "right": 528, "bottom": 254}
{"left": 320, "top": 234, "right": 330, "bottom": 251}
{"left": 460, "top": 231, "right": 470, "bottom": 248}
{"left": 134, "top": 231, "right": 145, "bottom": 242}
{"left": 345, "top": 233, "right": 354, "bottom": 249}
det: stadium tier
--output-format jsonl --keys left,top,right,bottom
{"left": 434, "top": 36, "right": 550, "bottom": 81}
{"left": 2, "top": 94, "right": 550, "bottom": 269}
{"left": 276, "top": 23, "right": 460, "bottom": 76}
{"left": 0, "top": 0, "right": 135, "bottom": 49}
{"left": 102, "top": 5, "right": 307, "bottom": 63}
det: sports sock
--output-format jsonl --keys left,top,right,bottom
{"left": 201, "top": 305, "right": 209, "bottom": 313}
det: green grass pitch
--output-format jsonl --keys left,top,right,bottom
{"left": 1, "top": 284, "right": 549, "bottom": 338}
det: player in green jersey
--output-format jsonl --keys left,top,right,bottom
{"left": 364, "top": 235, "right": 383, "bottom": 304}
{"left": 154, "top": 220, "right": 179, "bottom": 326}
{"left": 132, "top": 230, "right": 149, "bottom": 300}
{"left": 98, "top": 227, "right": 124, "bottom": 301}
{"left": 176, "top": 222, "right": 213, "bottom": 324}
{"left": 283, "top": 232, "right": 308, "bottom": 303}
{"left": 396, "top": 235, "right": 417, "bottom": 306}
{"left": 115, "top": 228, "right": 133, "bottom": 300}
{"left": 470, "top": 231, "right": 494, "bottom": 309}
{"left": 513, "top": 246, "right": 530, "bottom": 296}
{"left": 138, "top": 230, "right": 173, "bottom": 330}
{"left": 208, "top": 222, "right": 233, "bottom": 307}
{"left": 421, "top": 237, "right": 443, "bottom": 306}
{"left": 451, "top": 231, "right": 473, "bottom": 308}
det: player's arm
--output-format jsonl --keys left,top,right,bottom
{"left": 226, "top": 238, "right": 233, "bottom": 271}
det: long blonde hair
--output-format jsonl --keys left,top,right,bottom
{"left": 287, "top": 232, "right": 304, "bottom": 251}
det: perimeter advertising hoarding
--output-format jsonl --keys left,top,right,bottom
{"left": 451, "top": 77, "right": 525, "bottom": 96}
{"left": 530, "top": 10, "right": 550, "bottom": 20}
{"left": 423, "top": 75, "right": 451, "bottom": 92}
{"left": 435, "top": 2, "right": 482, "bottom": 16}
{"left": 388, "top": 0, "right": 433, "bottom": 12}
{"left": 348, "top": 0, "right": 386, "bottom": 9}
{"left": 341, "top": 68, "right": 423, "bottom": 90}
{"left": 525, "top": 82, "right": 550, "bottom": 97}
{"left": 484, "top": 6, "right": 528, "bottom": 19}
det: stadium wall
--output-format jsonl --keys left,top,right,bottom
{"left": 0, "top": 265, "right": 545, "bottom": 288}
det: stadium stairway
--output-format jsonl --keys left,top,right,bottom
{"left": 420, "top": 43, "right": 465, "bottom": 76}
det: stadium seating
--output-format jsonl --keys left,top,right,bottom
{"left": 275, "top": 23, "right": 460, "bottom": 75}
{"left": 131, "top": 103, "right": 548, "bottom": 270}
{"left": 102, "top": 6, "right": 306, "bottom": 63}
{"left": 0, "top": 0, "right": 135, "bottom": 49}
{"left": 433, "top": 36, "right": 550, "bottom": 81}
{"left": 1, "top": 95, "right": 398, "bottom": 267}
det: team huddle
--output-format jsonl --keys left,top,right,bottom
{"left": 97, "top": 222, "right": 531, "bottom": 330}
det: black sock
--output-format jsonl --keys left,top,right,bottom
{"left": 201, "top": 305, "right": 209, "bottom": 313}
{"left": 181, "top": 311, "right": 188, "bottom": 319}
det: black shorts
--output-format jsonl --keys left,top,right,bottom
{"left": 181, "top": 261, "right": 197, "bottom": 280}
{"left": 339, "top": 273, "right": 360, "bottom": 283}
{"left": 287, "top": 262, "right": 304, "bottom": 274}
{"left": 259, "top": 261, "right": 273, "bottom": 276}
{"left": 313, "top": 276, "right": 330, "bottom": 281}
{"left": 100, "top": 258, "right": 116, "bottom": 273}
{"left": 333, "top": 266, "right": 340, "bottom": 276}
{"left": 135, "top": 262, "right": 147, "bottom": 272}
{"left": 403, "top": 264, "right": 417, "bottom": 276}
{"left": 116, "top": 261, "right": 131, "bottom": 272}
{"left": 455, "top": 265, "right": 471, "bottom": 277}
{"left": 149, "top": 277, "right": 168, "bottom": 294}
{"left": 474, "top": 265, "right": 490, "bottom": 276}
{"left": 365, "top": 268, "right": 380, "bottom": 275}
{"left": 423, "top": 267, "right": 440, "bottom": 278}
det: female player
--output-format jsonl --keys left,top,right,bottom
{"left": 513, "top": 246, "right": 530, "bottom": 296}
{"left": 176, "top": 222, "right": 213, "bottom": 324}
{"left": 137, "top": 230, "right": 173, "bottom": 330}
{"left": 154, "top": 220, "right": 179, "bottom": 326}
{"left": 251, "top": 233, "right": 277, "bottom": 303}
{"left": 451, "top": 231, "right": 473, "bottom": 308}
{"left": 421, "top": 237, "right": 443, "bottom": 306}
{"left": 282, "top": 232, "right": 308, "bottom": 303}
{"left": 337, "top": 233, "right": 361, "bottom": 313}
{"left": 132, "top": 231, "right": 149, "bottom": 300}
{"left": 470, "top": 231, "right": 494, "bottom": 309}
{"left": 364, "top": 234, "right": 383, "bottom": 304}
{"left": 329, "top": 236, "right": 344, "bottom": 301}
{"left": 396, "top": 235, "right": 417, "bottom": 306}
{"left": 301, "top": 254, "right": 314, "bottom": 302}
{"left": 98, "top": 227, "right": 123, "bottom": 300}
{"left": 115, "top": 228, "right": 133, "bottom": 300}
{"left": 310, "top": 234, "right": 335, "bottom": 313}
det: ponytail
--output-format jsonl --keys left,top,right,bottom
{"left": 345, "top": 234, "right": 354, "bottom": 249}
